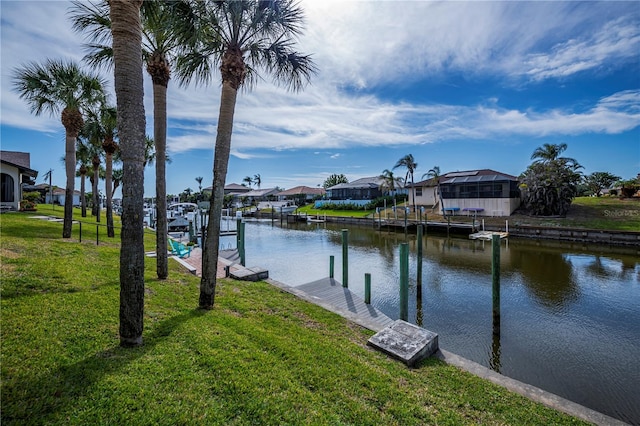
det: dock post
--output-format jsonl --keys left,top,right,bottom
{"left": 239, "top": 221, "right": 246, "bottom": 266}
{"left": 416, "top": 224, "right": 423, "bottom": 289}
{"left": 342, "top": 229, "right": 349, "bottom": 288}
{"left": 329, "top": 255, "right": 334, "bottom": 278}
{"left": 399, "top": 242, "right": 409, "bottom": 321}
{"left": 492, "top": 234, "right": 501, "bottom": 336}
{"left": 364, "top": 273, "right": 371, "bottom": 304}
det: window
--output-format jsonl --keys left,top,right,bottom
{"left": 416, "top": 187, "right": 422, "bottom": 197}
{"left": 1, "top": 173, "right": 15, "bottom": 202}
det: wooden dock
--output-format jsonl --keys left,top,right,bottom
{"left": 274, "top": 277, "right": 394, "bottom": 332}
{"left": 469, "top": 231, "right": 509, "bottom": 240}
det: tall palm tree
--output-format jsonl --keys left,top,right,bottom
{"left": 394, "top": 154, "right": 418, "bottom": 211}
{"left": 243, "top": 176, "right": 253, "bottom": 187}
{"left": 421, "top": 165, "right": 443, "bottom": 213}
{"left": 70, "top": 0, "right": 190, "bottom": 278}
{"left": 253, "top": 174, "right": 261, "bottom": 189}
{"left": 98, "top": 106, "right": 119, "bottom": 237}
{"left": 110, "top": 0, "right": 146, "bottom": 347}
{"left": 195, "top": 176, "right": 204, "bottom": 193}
{"left": 76, "top": 140, "right": 92, "bottom": 217}
{"left": 531, "top": 143, "right": 577, "bottom": 165}
{"left": 176, "top": 0, "right": 317, "bottom": 309}
{"left": 12, "top": 59, "right": 105, "bottom": 238}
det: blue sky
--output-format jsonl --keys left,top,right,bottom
{"left": 1, "top": 1, "right": 639, "bottom": 198}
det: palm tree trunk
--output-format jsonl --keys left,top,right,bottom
{"left": 200, "top": 81, "right": 238, "bottom": 309}
{"left": 154, "top": 82, "right": 168, "bottom": 279}
{"left": 63, "top": 133, "right": 76, "bottom": 238}
{"left": 105, "top": 153, "right": 114, "bottom": 237}
{"left": 111, "top": 0, "right": 146, "bottom": 347}
{"left": 81, "top": 174, "right": 87, "bottom": 217}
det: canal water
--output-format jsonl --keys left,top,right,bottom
{"left": 221, "top": 219, "right": 640, "bottom": 424}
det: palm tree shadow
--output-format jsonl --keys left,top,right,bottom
{"left": 2, "top": 309, "right": 206, "bottom": 423}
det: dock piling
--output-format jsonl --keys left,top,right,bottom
{"left": 399, "top": 242, "right": 409, "bottom": 321}
{"left": 329, "top": 255, "right": 334, "bottom": 278}
{"left": 492, "top": 234, "right": 501, "bottom": 336}
{"left": 365, "top": 273, "right": 371, "bottom": 304}
{"left": 342, "top": 229, "right": 349, "bottom": 288}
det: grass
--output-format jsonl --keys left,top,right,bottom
{"left": 297, "top": 204, "right": 374, "bottom": 218}
{"left": 0, "top": 210, "right": 588, "bottom": 425}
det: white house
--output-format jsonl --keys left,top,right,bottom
{"left": 0, "top": 151, "right": 38, "bottom": 211}
{"left": 45, "top": 187, "right": 81, "bottom": 206}
{"left": 409, "top": 169, "right": 521, "bottom": 217}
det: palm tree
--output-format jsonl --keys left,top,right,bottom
{"left": 253, "top": 174, "right": 261, "bottom": 189}
{"left": 110, "top": 0, "right": 146, "bottom": 347}
{"left": 243, "top": 176, "right": 253, "bottom": 187}
{"left": 195, "top": 176, "right": 203, "bottom": 193}
{"left": 111, "top": 168, "right": 123, "bottom": 197}
{"left": 98, "top": 105, "right": 119, "bottom": 237}
{"left": 70, "top": 0, "right": 190, "bottom": 279}
{"left": 175, "top": 0, "right": 317, "bottom": 309}
{"left": 379, "top": 169, "right": 402, "bottom": 195}
{"left": 421, "top": 165, "right": 443, "bottom": 213}
{"left": 75, "top": 140, "right": 92, "bottom": 217}
{"left": 12, "top": 59, "right": 105, "bottom": 238}
{"left": 531, "top": 143, "right": 577, "bottom": 165}
{"left": 394, "top": 154, "right": 418, "bottom": 211}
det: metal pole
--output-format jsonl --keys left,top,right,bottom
{"left": 399, "top": 243, "right": 409, "bottom": 321}
{"left": 96, "top": 225, "right": 99, "bottom": 245}
{"left": 492, "top": 234, "right": 501, "bottom": 336}
{"left": 79, "top": 222, "right": 82, "bottom": 243}
{"left": 329, "top": 255, "right": 334, "bottom": 278}
{"left": 364, "top": 273, "right": 371, "bottom": 304}
{"left": 342, "top": 229, "right": 348, "bottom": 288}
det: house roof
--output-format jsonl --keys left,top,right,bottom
{"left": 413, "top": 169, "right": 518, "bottom": 186}
{"left": 242, "top": 187, "right": 279, "bottom": 197}
{"left": 327, "top": 176, "right": 384, "bottom": 190}
{"left": 0, "top": 150, "right": 38, "bottom": 177}
{"left": 276, "top": 186, "right": 326, "bottom": 196}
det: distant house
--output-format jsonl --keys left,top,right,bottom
{"left": 0, "top": 151, "right": 38, "bottom": 211}
{"left": 410, "top": 169, "right": 521, "bottom": 217}
{"left": 241, "top": 187, "right": 280, "bottom": 203}
{"left": 45, "top": 187, "right": 81, "bottom": 207}
{"left": 326, "top": 177, "right": 384, "bottom": 201}
{"left": 276, "top": 186, "right": 325, "bottom": 202}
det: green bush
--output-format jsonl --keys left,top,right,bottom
{"left": 23, "top": 191, "right": 40, "bottom": 203}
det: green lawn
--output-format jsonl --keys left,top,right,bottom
{"left": 297, "top": 204, "right": 375, "bottom": 218}
{"left": 1, "top": 210, "right": 588, "bottom": 425}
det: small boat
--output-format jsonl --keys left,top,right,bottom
{"left": 257, "top": 201, "right": 298, "bottom": 214}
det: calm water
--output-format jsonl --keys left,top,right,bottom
{"left": 221, "top": 219, "right": 640, "bottom": 424}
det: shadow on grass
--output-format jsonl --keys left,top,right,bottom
{"left": 1, "top": 308, "right": 207, "bottom": 425}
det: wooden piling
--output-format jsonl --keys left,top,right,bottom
{"left": 329, "top": 255, "right": 334, "bottom": 278}
{"left": 365, "top": 273, "right": 371, "bottom": 304}
{"left": 492, "top": 234, "right": 501, "bottom": 335}
{"left": 342, "top": 229, "right": 349, "bottom": 288}
{"left": 399, "top": 242, "right": 409, "bottom": 321}
{"left": 416, "top": 224, "right": 423, "bottom": 289}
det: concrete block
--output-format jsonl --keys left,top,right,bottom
{"left": 367, "top": 320, "right": 438, "bottom": 367}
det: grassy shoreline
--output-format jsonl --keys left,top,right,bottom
{"left": 0, "top": 210, "right": 588, "bottom": 425}
{"left": 297, "top": 197, "right": 640, "bottom": 231}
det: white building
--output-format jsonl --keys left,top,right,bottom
{"left": 0, "top": 151, "right": 38, "bottom": 211}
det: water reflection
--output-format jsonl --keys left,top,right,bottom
{"left": 510, "top": 247, "right": 580, "bottom": 310}
{"left": 241, "top": 220, "right": 640, "bottom": 424}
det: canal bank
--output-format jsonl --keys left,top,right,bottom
{"left": 281, "top": 213, "right": 640, "bottom": 247}
{"left": 230, "top": 219, "right": 639, "bottom": 424}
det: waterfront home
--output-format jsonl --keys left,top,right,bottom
{"left": 410, "top": 169, "right": 521, "bottom": 217}
{"left": 276, "top": 186, "right": 325, "bottom": 203}
{"left": 1, "top": 151, "right": 38, "bottom": 211}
